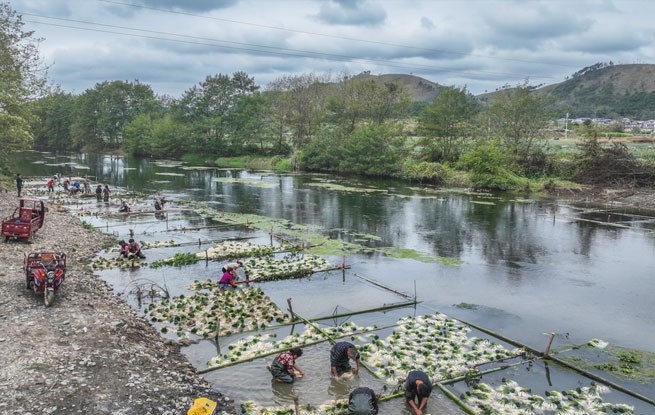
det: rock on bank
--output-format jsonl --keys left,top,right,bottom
{"left": 0, "top": 189, "right": 235, "bottom": 415}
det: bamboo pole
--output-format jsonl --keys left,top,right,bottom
{"left": 353, "top": 273, "right": 413, "bottom": 299}
{"left": 225, "top": 300, "right": 418, "bottom": 337}
{"left": 196, "top": 324, "right": 399, "bottom": 374}
{"left": 236, "top": 265, "right": 352, "bottom": 284}
{"left": 455, "top": 316, "right": 655, "bottom": 407}
{"left": 289, "top": 310, "right": 380, "bottom": 379}
{"left": 434, "top": 382, "right": 477, "bottom": 415}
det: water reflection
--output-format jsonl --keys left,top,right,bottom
{"left": 12, "top": 151, "right": 655, "bottom": 409}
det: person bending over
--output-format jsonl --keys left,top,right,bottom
{"left": 404, "top": 370, "right": 432, "bottom": 415}
{"left": 268, "top": 348, "right": 304, "bottom": 383}
{"left": 127, "top": 238, "right": 146, "bottom": 259}
{"left": 330, "top": 341, "right": 361, "bottom": 377}
{"left": 348, "top": 387, "right": 378, "bottom": 415}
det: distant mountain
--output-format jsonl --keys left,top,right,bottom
{"left": 481, "top": 63, "right": 655, "bottom": 120}
{"left": 352, "top": 72, "right": 445, "bottom": 102}
{"left": 351, "top": 64, "right": 655, "bottom": 119}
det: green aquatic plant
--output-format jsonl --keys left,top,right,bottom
{"left": 149, "top": 252, "right": 200, "bottom": 268}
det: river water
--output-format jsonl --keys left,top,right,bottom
{"left": 12, "top": 152, "right": 655, "bottom": 414}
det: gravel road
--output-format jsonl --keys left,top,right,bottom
{"left": 0, "top": 189, "right": 235, "bottom": 415}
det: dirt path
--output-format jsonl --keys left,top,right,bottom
{"left": 0, "top": 190, "right": 235, "bottom": 415}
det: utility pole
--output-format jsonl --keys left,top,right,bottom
{"left": 564, "top": 112, "right": 569, "bottom": 139}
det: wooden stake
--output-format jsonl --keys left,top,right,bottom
{"left": 544, "top": 332, "right": 556, "bottom": 356}
{"left": 286, "top": 298, "right": 296, "bottom": 320}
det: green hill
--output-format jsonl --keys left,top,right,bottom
{"left": 540, "top": 63, "right": 655, "bottom": 119}
{"left": 478, "top": 63, "right": 655, "bottom": 120}
{"left": 352, "top": 72, "right": 444, "bottom": 102}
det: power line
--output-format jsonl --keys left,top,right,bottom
{"left": 97, "top": 0, "right": 579, "bottom": 69}
{"left": 22, "top": 14, "right": 555, "bottom": 81}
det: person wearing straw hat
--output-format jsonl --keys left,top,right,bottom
{"left": 404, "top": 370, "right": 432, "bottom": 415}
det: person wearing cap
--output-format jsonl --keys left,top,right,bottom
{"left": 268, "top": 348, "right": 305, "bottom": 383}
{"left": 330, "top": 341, "right": 361, "bottom": 377}
{"left": 404, "top": 370, "right": 432, "bottom": 415}
{"left": 348, "top": 386, "right": 378, "bottom": 415}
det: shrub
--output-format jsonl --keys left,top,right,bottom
{"left": 458, "top": 141, "right": 527, "bottom": 191}
{"left": 400, "top": 159, "right": 448, "bottom": 185}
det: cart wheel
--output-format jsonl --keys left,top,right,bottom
{"left": 44, "top": 290, "right": 54, "bottom": 307}
{"left": 26, "top": 278, "right": 31, "bottom": 290}
{"left": 4, "top": 236, "right": 8, "bottom": 242}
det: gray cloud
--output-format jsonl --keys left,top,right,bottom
{"left": 482, "top": 6, "right": 593, "bottom": 50}
{"left": 421, "top": 17, "right": 435, "bottom": 30}
{"left": 134, "top": 0, "right": 238, "bottom": 12}
{"left": 313, "top": 0, "right": 386, "bottom": 26}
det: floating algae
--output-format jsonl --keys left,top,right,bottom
{"left": 455, "top": 302, "right": 480, "bottom": 310}
{"left": 212, "top": 177, "right": 277, "bottom": 188}
{"left": 187, "top": 203, "right": 463, "bottom": 265}
{"left": 555, "top": 340, "right": 655, "bottom": 384}
{"left": 305, "top": 182, "right": 387, "bottom": 193}
{"left": 154, "top": 172, "right": 185, "bottom": 177}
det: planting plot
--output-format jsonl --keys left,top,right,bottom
{"left": 147, "top": 287, "right": 291, "bottom": 338}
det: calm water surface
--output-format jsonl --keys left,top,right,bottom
{"left": 12, "top": 152, "right": 655, "bottom": 413}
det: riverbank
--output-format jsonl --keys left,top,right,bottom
{"left": 0, "top": 189, "right": 236, "bottom": 415}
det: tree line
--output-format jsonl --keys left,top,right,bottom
{"left": 6, "top": 2, "right": 651, "bottom": 191}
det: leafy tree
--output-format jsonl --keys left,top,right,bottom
{"left": 224, "top": 92, "right": 272, "bottom": 154}
{"left": 0, "top": 2, "right": 47, "bottom": 167}
{"left": 71, "top": 80, "right": 157, "bottom": 150}
{"left": 339, "top": 122, "right": 405, "bottom": 176}
{"left": 30, "top": 90, "right": 76, "bottom": 151}
{"left": 150, "top": 116, "right": 192, "bottom": 158}
{"left": 173, "top": 72, "right": 258, "bottom": 156}
{"left": 123, "top": 113, "right": 154, "bottom": 157}
{"left": 417, "top": 86, "right": 480, "bottom": 162}
{"left": 298, "top": 125, "right": 347, "bottom": 172}
{"left": 326, "top": 74, "right": 411, "bottom": 132}
{"left": 267, "top": 73, "right": 329, "bottom": 150}
{"left": 484, "top": 82, "right": 552, "bottom": 157}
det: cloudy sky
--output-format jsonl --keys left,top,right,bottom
{"left": 11, "top": 0, "right": 655, "bottom": 97}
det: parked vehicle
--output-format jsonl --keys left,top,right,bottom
{"left": 25, "top": 251, "right": 66, "bottom": 306}
{"left": 2, "top": 198, "right": 46, "bottom": 241}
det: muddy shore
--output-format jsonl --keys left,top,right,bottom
{"left": 0, "top": 189, "right": 236, "bottom": 415}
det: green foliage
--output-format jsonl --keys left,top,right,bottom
{"left": 271, "top": 157, "right": 293, "bottom": 172}
{"left": 326, "top": 75, "right": 412, "bottom": 132}
{"left": 214, "top": 157, "right": 246, "bottom": 168}
{"left": 180, "top": 153, "right": 215, "bottom": 165}
{"left": 70, "top": 80, "right": 158, "bottom": 151}
{"left": 458, "top": 141, "right": 527, "bottom": 190}
{"left": 418, "top": 86, "right": 480, "bottom": 162}
{"left": 298, "top": 125, "right": 346, "bottom": 172}
{"left": 123, "top": 113, "right": 154, "bottom": 157}
{"left": 399, "top": 159, "right": 449, "bottom": 185}
{"left": 0, "top": 3, "right": 46, "bottom": 166}
{"left": 484, "top": 82, "right": 552, "bottom": 159}
{"left": 267, "top": 73, "right": 330, "bottom": 150}
{"left": 150, "top": 116, "right": 192, "bottom": 158}
{"left": 30, "top": 90, "right": 76, "bottom": 151}
{"left": 338, "top": 122, "right": 405, "bottom": 176}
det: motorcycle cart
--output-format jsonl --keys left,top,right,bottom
{"left": 24, "top": 251, "right": 66, "bottom": 306}
{"left": 2, "top": 198, "right": 46, "bottom": 242}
